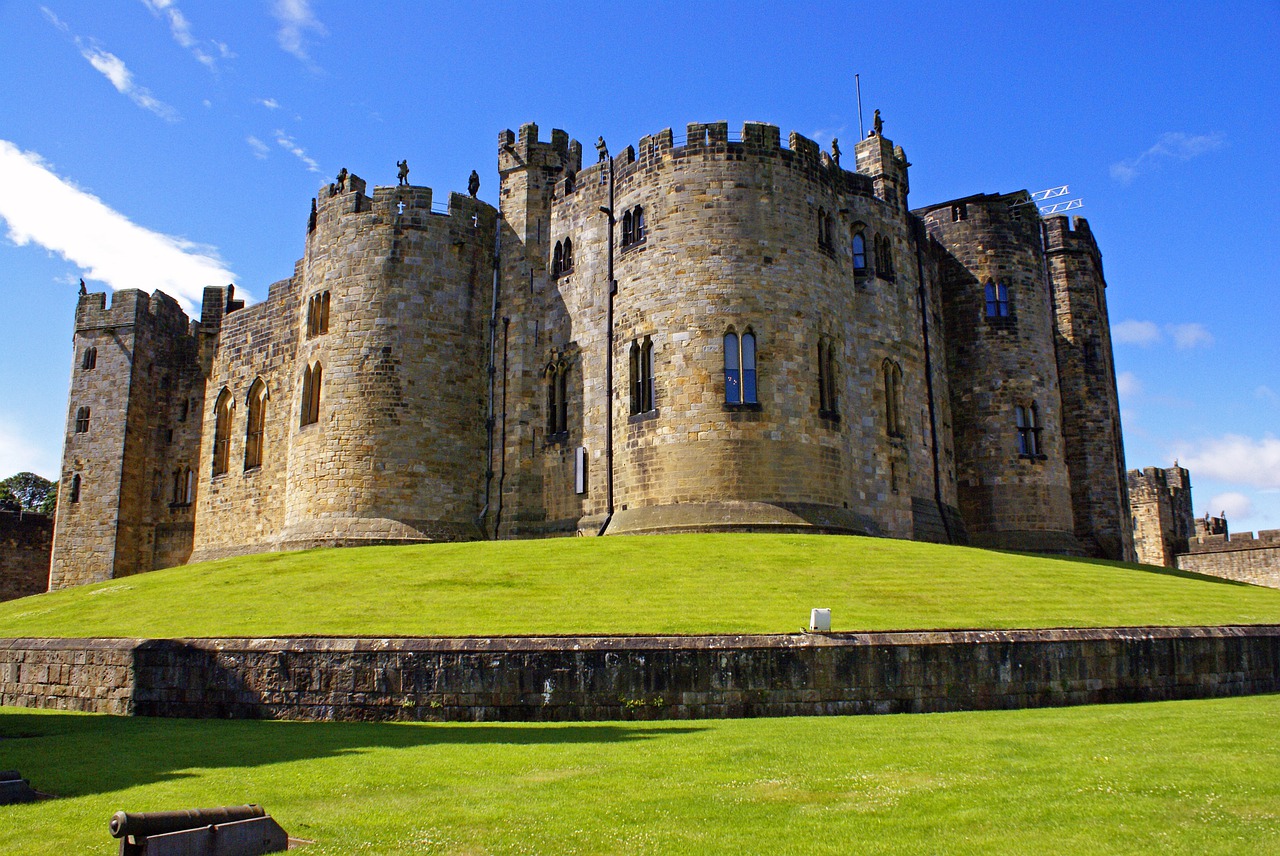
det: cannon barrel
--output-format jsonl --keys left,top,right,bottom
{"left": 0, "top": 771, "right": 21, "bottom": 782}
{"left": 109, "top": 804, "right": 265, "bottom": 839}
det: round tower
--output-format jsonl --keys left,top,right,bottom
{"left": 918, "top": 193, "right": 1079, "bottom": 553}
{"left": 280, "top": 175, "right": 498, "bottom": 549}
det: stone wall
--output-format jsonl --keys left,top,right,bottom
{"left": 1128, "top": 466, "right": 1196, "bottom": 567}
{"left": 0, "top": 512, "right": 52, "bottom": 601}
{"left": 3, "top": 627, "right": 1277, "bottom": 722}
{"left": 1178, "top": 531, "right": 1280, "bottom": 588}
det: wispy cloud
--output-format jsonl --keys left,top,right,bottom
{"left": 1112, "top": 320, "right": 1161, "bottom": 346}
{"left": 274, "top": 130, "right": 321, "bottom": 173}
{"left": 246, "top": 136, "right": 270, "bottom": 159}
{"left": 1115, "top": 371, "right": 1142, "bottom": 399}
{"left": 1110, "top": 319, "right": 1213, "bottom": 349}
{"left": 0, "top": 140, "right": 239, "bottom": 312}
{"left": 140, "top": 0, "right": 232, "bottom": 70}
{"left": 272, "top": 0, "right": 326, "bottom": 69}
{"left": 43, "top": 7, "right": 179, "bottom": 121}
{"left": 1175, "top": 434, "right": 1280, "bottom": 490}
{"left": 1167, "top": 322, "right": 1214, "bottom": 350}
{"left": 1110, "top": 132, "right": 1225, "bottom": 184}
{"left": 1206, "top": 491, "right": 1253, "bottom": 522}
{"left": 256, "top": 97, "right": 281, "bottom": 110}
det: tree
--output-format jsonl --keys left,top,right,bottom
{"left": 0, "top": 488, "right": 19, "bottom": 513}
{"left": 0, "top": 472, "right": 55, "bottom": 513}
{"left": 39, "top": 482, "right": 58, "bottom": 516}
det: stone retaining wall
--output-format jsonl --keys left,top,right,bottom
{"left": 3, "top": 627, "right": 1278, "bottom": 721}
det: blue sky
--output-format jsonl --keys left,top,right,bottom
{"left": 0, "top": 1, "right": 1276, "bottom": 530}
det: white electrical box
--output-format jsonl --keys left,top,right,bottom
{"left": 810, "top": 608, "right": 831, "bottom": 632}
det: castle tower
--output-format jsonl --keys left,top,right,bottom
{"left": 494, "top": 124, "right": 584, "bottom": 536}
{"left": 1128, "top": 465, "right": 1196, "bottom": 566}
{"left": 1044, "top": 216, "right": 1134, "bottom": 561}
{"left": 50, "top": 289, "right": 205, "bottom": 589}
{"left": 917, "top": 192, "right": 1080, "bottom": 554}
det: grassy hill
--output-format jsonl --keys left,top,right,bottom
{"left": 3, "top": 534, "right": 1280, "bottom": 638}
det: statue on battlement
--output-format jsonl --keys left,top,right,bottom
{"left": 335, "top": 167, "right": 348, "bottom": 193}
{"left": 397, "top": 160, "right": 410, "bottom": 186}
{"left": 78, "top": 278, "right": 86, "bottom": 296}
{"left": 873, "top": 109, "right": 883, "bottom": 137}
{"left": 830, "top": 138, "right": 841, "bottom": 166}
{"left": 468, "top": 170, "right": 480, "bottom": 197}
{"left": 596, "top": 136, "right": 608, "bottom": 162}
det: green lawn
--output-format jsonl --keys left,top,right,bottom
{"left": 4, "top": 534, "right": 1280, "bottom": 638}
{"left": 3, "top": 695, "right": 1279, "bottom": 854}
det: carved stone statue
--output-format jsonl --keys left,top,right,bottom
{"left": 78, "top": 278, "right": 86, "bottom": 296}
{"left": 468, "top": 170, "right": 480, "bottom": 197}
{"left": 596, "top": 136, "right": 608, "bottom": 162}
{"left": 336, "top": 167, "right": 348, "bottom": 192}
{"left": 873, "top": 109, "right": 883, "bottom": 137}
{"left": 830, "top": 138, "right": 841, "bottom": 166}
{"left": 397, "top": 160, "right": 409, "bottom": 186}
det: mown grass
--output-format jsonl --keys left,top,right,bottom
{"left": 4, "top": 534, "right": 1280, "bottom": 638}
{"left": 3, "top": 695, "right": 1279, "bottom": 854}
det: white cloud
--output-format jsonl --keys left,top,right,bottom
{"left": 1207, "top": 492, "right": 1254, "bottom": 522}
{"left": 1112, "top": 320, "right": 1161, "bottom": 346}
{"left": 257, "top": 97, "right": 281, "bottom": 110}
{"left": 274, "top": 130, "right": 321, "bottom": 173}
{"left": 1116, "top": 371, "right": 1142, "bottom": 399}
{"left": 1166, "top": 322, "right": 1213, "bottom": 350}
{"left": 0, "top": 416, "right": 60, "bottom": 481}
{"left": 246, "top": 136, "right": 270, "bottom": 159}
{"left": 1176, "top": 434, "right": 1280, "bottom": 490}
{"left": 272, "top": 0, "right": 326, "bottom": 68}
{"left": 1111, "top": 132, "right": 1225, "bottom": 184}
{"left": 43, "top": 7, "right": 179, "bottom": 121}
{"left": 0, "top": 140, "right": 239, "bottom": 312}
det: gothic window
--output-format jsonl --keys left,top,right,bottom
{"left": 81, "top": 347, "right": 97, "bottom": 371}
{"left": 851, "top": 231, "right": 867, "bottom": 274}
{"left": 724, "top": 329, "right": 758, "bottom": 405}
{"left": 74, "top": 406, "right": 90, "bottom": 434}
{"left": 629, "top": 336, "right": 655, "bottom": 415}
{"left": 185, "top": 467, "right": 195, "bottom": 504}
{"left": 69, "top": 473, "right": 81, "bottom": 504}
{"left": 1016, "top": 402, "right": 1043, "bottom": 457}
{"left": 300, "top": 363, "right": 322, "bottom": 427}
{"left": 212, "top": 389, "right": 232, "bottom": 476}
{"left": 171, "top": 469, "right": 183, "bottom": 504}
{"left": 817, "top": 209, "right": 834, "bottom": 251}
{"left": 306, "top": 291, "right": 331, "bottom": 337}
{"left": 552, "top": 241, "right": 563, "bottom": 278}
{"left": 883, "top": 360, "right": 904, "bottom": 438}
{"left": 179, "top": 399, "right": 189, "bottom": 422}
{"left": 546, "top": 360, "right": 569, "bottom": 436}
{"left": 562, "top": 237, "right": 573, "bottom": 271}
{"left": 621, "top": 206, "right": 646, "bottom": 248}
{"left": 875, "top": 235, "right": 894, "bottom": 278}
{"left": 244, "top": 378, "right": 268, "bottom": 471}
{"left": 818, "top": 338, "right": 838, "bottom": 417}
{"left": 984, "top": 280, "right": 1010, "bottom": 318}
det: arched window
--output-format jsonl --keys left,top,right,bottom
{"left": 184, "top": 467, "right": 195, "bottom": 504}
{"left": 244, "top": 379, "right": 268, "bottom": 470}
{"left": 1016, "top": 402, "right": 1043, "bottom": 456}
{"left": 300, "top": 363, "right": 322, "bottom": 427}
{"left": 851, "top": 232, "right": 867, "bottom": 273}
{"left": 69, "top": 473, "right": 81, "bottom": 504}
{"left": 724, "top": 330, "right": 757, "bottom": 405}
{"left": 74, "top": 406, "right": 90, "bottom": 434}
{"left": 633, "top": 206, "right": 645, "bottom": 243}
{"left": 81, "top": 347, "right": 97, "bottom": 371}
{"left": 876, "top": 235, "right": 894, "bottom": 277}
{"left": 621, "top": 210, "right": 634, "bottom": 247}
{"left": 630, "top": 337, "right": 655, "bottom": 414}
{"left": 818, "top": 338, "right": 838, "bottom": 416}
{"left": 546, "top": 360, "right": 569, "bottom": 435}
{"left": 817, "top": 209, "right": 829, "bottom": 249}
{"left": 307, "top": 291, "right": 331, "bottom": 337}
{"left": 212, "top": 389, "right": 232, "bottom": 476}
{"left": 883, "top": 360, "right": 904, "bottom": 437}
{"left": 984, "top": 280, "right": 1009, "bottom": 318}
{"left": 171, "top": 469, "right": 183, "bottom": 504}
{"left": 552, "top": 241, "right": 563, "bottom": 278}
{"left": 562, "top": 237, "right": 573, "bottom": 271}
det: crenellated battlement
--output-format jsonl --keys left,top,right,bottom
{"left": 1042, "top": 215, "right": 1100, "bottom": 257}
{"left": 75, "top": 288, "right": 196, "bottom": 338}
{"left": 498, "top": 123, "right": 582, "bottom": 177}
{"left": 1187, "top": 529, "right": 1280, "bottom": 553}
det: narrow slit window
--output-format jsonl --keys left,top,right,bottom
{"left": 81, "top": 347, "right": 97, "bottom": 371}
{"left": 212, "top": 389, "right": 232, "bottom": 476}
{"left": 852, "top": 232, "right": 867, "bottom": 273}
{"left": 244, "top": 379, "right": 267, "bottom": 470}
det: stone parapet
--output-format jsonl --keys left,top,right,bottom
{"left": 3, "top": 626, "right": 1277, "bottom": 722}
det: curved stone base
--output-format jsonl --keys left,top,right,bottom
{"left": 967, "top": 529, "right": 1086, "bottom": 556}
{"left": 602, "top": 501, "right": 883, "bottom": 537}
{"left": 189, "top": 516, "right": 482, "bottom": 564}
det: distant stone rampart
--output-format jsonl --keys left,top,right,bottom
{"left": 1178, "top": 531, "right": 1280, "bottom": 588}
{"left": 0, "top": 512, "right": 51, "bottom": 602}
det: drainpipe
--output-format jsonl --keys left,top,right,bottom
{"left": 479, "top": 213, "right": 502, "bottom": 536}
{"left": 913, "top": 217, "right": 953, "bottom": 543}
{"left": 597, "top": 144, "right": 617, "bottom": 536}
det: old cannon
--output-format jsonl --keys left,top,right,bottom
{"left": 0, "top": 770, "right": 39, "bottom": 804}
{"left": 109, "top": 804, "right": 290, "bottom": 856}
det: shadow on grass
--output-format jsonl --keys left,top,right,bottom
{"left": 993, "top": 550, "right": 1260, "bottom": 588}
{"left": 0, "top": 710, "right": 706, "bottom": 798}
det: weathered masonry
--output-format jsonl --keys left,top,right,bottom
{"left": 49, "top": 114, "right": 1134, "bottom": 588}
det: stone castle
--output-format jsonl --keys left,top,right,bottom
{"left": 48, "top": 116, "right": 1136, "bottom": 589}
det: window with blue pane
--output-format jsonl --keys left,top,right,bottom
{"left": 724, "top": 330, "right": 758, "bottom": 405}
{"left": 984, "top": 280, "right": 1009, "bottom": 317}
